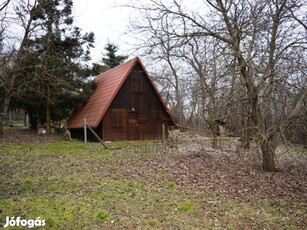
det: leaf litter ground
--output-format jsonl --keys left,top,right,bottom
{"left": 0, "top": 129, "right": 306, "bottom": 229}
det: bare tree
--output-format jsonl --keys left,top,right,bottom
{"left": 0, "top": 0, "right": 10, "bottom": 12}
{"left": 128, "top": 6, "right": 188, "bottom": 126}
{"left": 0, "top": 0, "right": 39, "bottom": 135}
{"left": 128, "top": 0, "right": 307, "bottom": 171}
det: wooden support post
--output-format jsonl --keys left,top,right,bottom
{"left": 162, "top": 123, "right": 165, "bottom": 140}
{"left": 86, "top": 124, "right": 108, "bottom": 149}
{"left": 162, "top": 123, "right": 166, "bottom": 144}
{"left": 84, "top": 118, "right": 87, "bottom": 148}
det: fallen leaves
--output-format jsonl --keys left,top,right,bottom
{"left": 1, "top": 130, "right": 306, "bottom": 228}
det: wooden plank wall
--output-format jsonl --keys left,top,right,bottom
{"left": 102, "top": 63, "right": 171, "bottom": 141}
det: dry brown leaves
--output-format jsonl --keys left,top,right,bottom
{"left": 0, "top": 128, "right": 61, "bottom": 146}
{"left": 136, "top": 135, "right": 307, "bottom": 202}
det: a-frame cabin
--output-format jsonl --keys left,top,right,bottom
{"left": 67, "top": 57, "right": 176, "bottom": 141}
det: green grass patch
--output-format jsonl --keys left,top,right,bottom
{"left": 163, "top": 181, "right": 177, "bottom": 189}
{"left": 147, "top": 219, "right": 159, "bottom": 227}
{"left": 96, "top": 210, "right": 110, "bottom": 222}
{"left": 34, "top": 141, "right": 93, "bottom": 155}
{"left": 178, "top": 201, "right": 195, "bottom": 212}
{"left": 19, "top": 178, "right": 33, "bottom": 194}
{"left": 0, "top": 139, "right": 304, "bottom": 229}
{"left": 0, "top": 142, "right": 32, "bottom": 152}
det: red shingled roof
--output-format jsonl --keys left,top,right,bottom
{"left": 67, "top": 57, "right": 175, "bottom": 128}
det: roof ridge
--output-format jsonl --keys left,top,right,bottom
{"left": 95, "top": 57, "right": 138, "bottom": 80}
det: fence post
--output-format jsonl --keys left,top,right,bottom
{"left": 162, "top": 123, "right": 166, "bottom": 144}
{"left": 84, "top": 118, "right": 87, "bottom": 148}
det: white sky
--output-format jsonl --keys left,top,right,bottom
{"left": 73, "top": 0, "right": 136, "bottom": 63}
{"left": 72, "top": 0, "right": 204, "bottom": 63}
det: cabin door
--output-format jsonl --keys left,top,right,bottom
{"left": 128, "top": 112, "right": 138, "bottom": 140}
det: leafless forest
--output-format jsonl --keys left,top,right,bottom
{"left": 127, "top": 0, "right": 307, "bottom": 171}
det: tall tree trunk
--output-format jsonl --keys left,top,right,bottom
{"left": 0, "top": 93, "right": 11, "bottom": 135}
{"left": 260, "top": 136, "right": 278, "bottom": 171}
{"left": 210, "top": 119, "right": 218, "bottom": 149}
{"left": 211, "top": 128, "right": 218, "bottom": 149}
{"left": 46, "top": 105, "right": 51, "bottom": 134}
{"left": 28, "top": 111, "right": 38, "bottom": 129}
{"left": 46, "top": 86, "right": 51, "bottom": 134}
{"left": 240, "top": 117, "right": 251, "bottom": 150}
{"left": 236, "top": 54, "right": 278, "bottom": 171}
{"left": 0, "top": 113, "right": 3, "bottom": 135}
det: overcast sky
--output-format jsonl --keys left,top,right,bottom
{"left": 72, "top": 0, "right": 205, "bottom": 63}
{"left": 73, "top": 0, "right": 135, "bottom": 63}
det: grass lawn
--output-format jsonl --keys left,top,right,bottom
{"left": 0, "top": 139, "right": 306, "bottom": 229}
